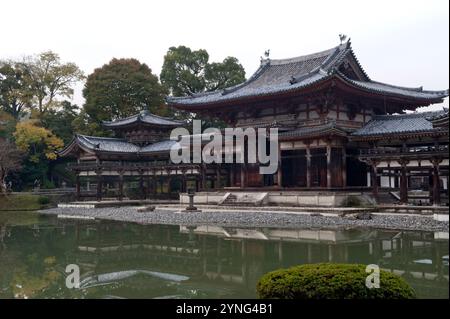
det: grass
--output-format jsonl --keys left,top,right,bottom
{"left": 0, "top": 194, "right": 44, "bottom": 211}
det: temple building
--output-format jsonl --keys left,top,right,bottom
{"left": 167, "top": 40, "right": 449, "bottom": 205}
{"left": 60, "top": 40, "right": 449, "bottom": 205}
{"left": 59, "top": 110, "right": 227, "bottom": 200}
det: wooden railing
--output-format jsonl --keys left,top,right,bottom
{"left": 360, "top": 145, "right": 448, "bottom": 156}
{"left": 67, "top": 162, "right": 201, "bottom": 172}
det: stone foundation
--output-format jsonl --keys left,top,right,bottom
{"left": 179, "top": 191, "right": 373, "bottom": 207}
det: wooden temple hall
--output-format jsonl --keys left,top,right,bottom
{"left": 60, "top": 40, "right": 449, "bottom": 204}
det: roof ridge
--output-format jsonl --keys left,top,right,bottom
{"left": 166, "top": 89, "right": 219, "bottom": 101}
{"left": 77, "top": 134, "right": 127, "bottom": 141}
{"left": 345, "top": 43, "right": 371, "bottom": 81}
{"left": 368, "top": 80, "right": 445, "bottom": 93}
{"left": 142, "top": 112, "right": 185, "bottom": 123}
{"left": 102, "top": 113, "right": 138, "bottom": 124}
{"left": 267, "top": 43, "right": 346, "bottom": 66}
{"left": 372, "top": 110, "right": 446, "bottom": 120}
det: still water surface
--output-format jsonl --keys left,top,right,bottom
{"left": 0, "top": 212, "right": 448, "bottom": 299}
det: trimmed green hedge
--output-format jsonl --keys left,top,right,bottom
{"left": 257, "top": 263, "right": 416, "bottom": 299}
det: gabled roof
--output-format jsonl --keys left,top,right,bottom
{"left": 58, "top": 134, "right": 180, "bottom": 157}
{"left": 166, "top": 41, "right": 448, "bottom": 108}
{"left": 351, "top": 110, "right": 448, "bottom": 139}
{"left": 102, "top": 110, "right": 184, "bottom": 128}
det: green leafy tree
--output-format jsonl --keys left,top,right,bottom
{"left": 83, "top": 58, "right": 167, "bottom": 129}
{"left": 40, "top": 101, "right": 79, "bottom": 145}
{"left": 160, "top": 45, "right": 246, "bottom": 97}
{"left": 205, "top": 57, "right": 247, "bottom": 91}
{"left": 160, "top": 46, "right": 209, "bottom": 96}
{"left": 0, "top": 111, "right": 16, "bottom": 140}
{"left": 0, "top": 61, "right": 33, "bottom": 119}
{"left": 71, "top": 109, "right": 107, "bottom": 137}
{"left": 20, "top": 51, "right": 84, "bottom": 115}
{"left": 160, "top": 46, "right": 246, "bottom": 127}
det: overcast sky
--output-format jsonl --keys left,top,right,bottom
{"left": 2, "top": 0, "right": 449, "bottom": 111}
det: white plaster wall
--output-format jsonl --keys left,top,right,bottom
{"left": 380, "top": 176, "right": 390, "bottom": 187}
{"left": 442, "top": 177, "right": 448, "bottom": 190}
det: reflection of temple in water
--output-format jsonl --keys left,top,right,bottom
{"left": 62, "top": 221, "right": 448, "bottom": 299}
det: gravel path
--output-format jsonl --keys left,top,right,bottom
{"left": 39, "top": 206, "right": 449, "bottom": 232}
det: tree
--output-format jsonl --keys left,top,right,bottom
{"left": 83, "top": 58, "right": 167, "bottom": 128}
{"left": 71, "top": 109, "right": 107, "bottom": 137}
{"left": 160, "top": 46, "right": 209, "bottom": 97}
{"left": 20, "top": 51, "right": 84, "bottom": 115}
{"left": 205, "top": 57, "right": 247, "bottom": 91}
{"left": 14, "top": 120, "right": 64, "bottom": 163}
{"left": 160, "top": 45, "right": 246, "bottom": 97}
{"left": 40, "top": 101, "right": 79, "bottom": 144}
{"left": 0, "top": 139, "right": 23, "bottom": 193}
{"left": 0, "top": 111, "right": 16, "bottom": 140}
{"left": 13, "top": 120, "right": 64, "bottom": 189}
{"left": 0, "top": 61, "right": 33, "bottom": 119}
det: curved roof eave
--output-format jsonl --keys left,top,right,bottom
{"left": 58, "top": 135, "right": 97, "bottom": 157}
{"left": 167, "top": 72, "right": 448, "bottom": 110}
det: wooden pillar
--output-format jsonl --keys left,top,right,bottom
{"left": 216, "top": 167, "right": 221, "bottom": 189}
{"left": 201, "top": 164, "right": 206, "bottom": 190}
{"left": 277, "top": 146, "right": 282, "bottom": 187}
{"left": 96, "top": 170, "right": 102, "bottom": 201}
{"left": 326, "top": 142, "right": 332, "bottom": 188}
{"left": 118, "top": 172, "right": 124, "bottom": 201}
{"left": 370, "top": 163, "right": 378, "bottom": 200}
{"left": 388, "top": 162, "right": 392, "bottom": 189}
{"left": 432, "top": 159, "right": 441, "bottom": 205}
{"left": 306, "top": 144, "right": 311, "bottom": 188}
{"left": 230, "top": 166, "right": 235, "bottom": 187}
{"left": 399, "top": 160, "right": 408, "bottom": 204}
{"left": 167, "top": 176, "right": 172, "bottom": 194}
{"left": 181, "top": 170, "right": 187, "bottom": 193}
{"left": 75, "top": 174, "right": 81, "bottom": 201}
{"left": 139, "top": 171, "right": 145, "bottom": 200}
{"left": 147, "top": 175, "right": 151, "bottom": 198}
{"left": 240, "top": 163, "right": 246, "bottom": 188}
{"left": 341, "top": 147, "right": 347, "bottom": 188}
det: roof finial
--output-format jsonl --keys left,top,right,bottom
{"left": 339, "top": 34, "right": 347, "bottom": 45}
{"left": 264, "top": 49, "right": 270, "bottom": 58}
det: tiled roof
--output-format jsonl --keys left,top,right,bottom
{"left": 426, "top": 109, "right": 449, "bottom": 121}
{"left": 60, "top": 135, "right": 180, "bottom": 156}
{"left": 351, "top": 110, "right": 447, "bottom": 137}
{"left": 103, "top": 110, "right": 184, "bottom": 128}
{"left": 76, "top": 135, "right": 140, "bottom": 153}
{"left": 279, "top": 121, "right": 349, "bottom": 139}
{"left": 140, "top": 140, "right": 180, "bottom": 153}
{"left": 166, "top": 41, "right": 448, "bottom": 107}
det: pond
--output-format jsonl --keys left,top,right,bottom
{"left": 0, "top": 212, "right": 448, "bottom": 299}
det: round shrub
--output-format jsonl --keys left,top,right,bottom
{"left": 256, "top": 263, "right": 416, "bottom": 299}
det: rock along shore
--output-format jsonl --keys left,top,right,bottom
{"left": 39, "top": 206, "right": 449, "bottom": 232}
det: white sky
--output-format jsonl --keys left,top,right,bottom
{"left": 1, "top": 0, "right": 449, "bottom": 111}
